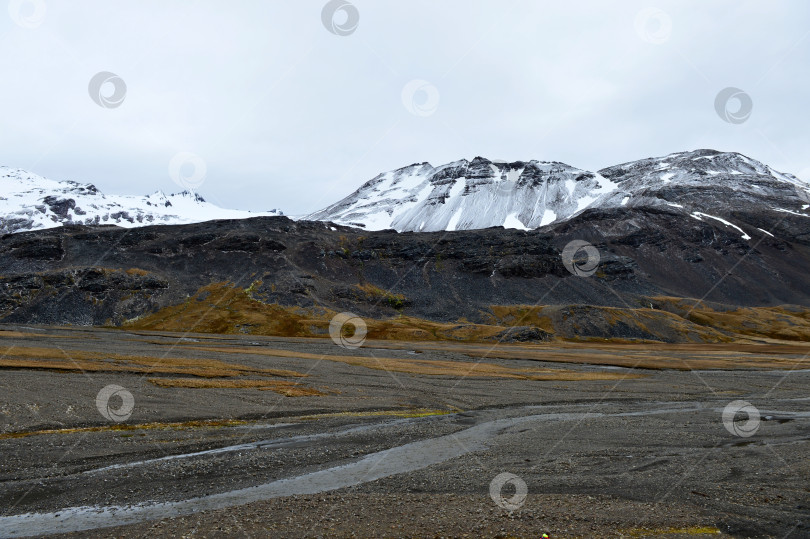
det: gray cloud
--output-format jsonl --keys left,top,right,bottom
{"left": 0, "top": 0, "right": 808, "bottom": 215}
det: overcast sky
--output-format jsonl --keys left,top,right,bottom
{"left": 1, "top": 0, "right": 808, "bottom": 215}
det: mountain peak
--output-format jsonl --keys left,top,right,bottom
{"left": 308, "top": 151, "right": 809, "bottom": 233}
{"left": 307, "top": 156, "right": 615, "bottom": 232}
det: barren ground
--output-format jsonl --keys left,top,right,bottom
{"left": 0, "top": 325, "right": 808, "bottom": 538}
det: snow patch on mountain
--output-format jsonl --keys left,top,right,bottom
{"left": 503, "top": 212, "right": 529, "bottom": 230}
{"left": 690, "top": 212, "right": 751, "bottom": 240}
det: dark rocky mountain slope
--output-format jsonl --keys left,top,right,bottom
{"left": 2, "top": 203, "right": 810, "bottom": 342}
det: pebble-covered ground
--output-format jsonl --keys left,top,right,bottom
{"left": 0, "top": 327, "right": 808, "bottom": 538}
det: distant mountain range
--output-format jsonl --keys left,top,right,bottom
{"left": 2, "top": 150, "right": 809, "bottom": 237}
{"left": 0, "top": 167, "right": 281, "bottom": 235}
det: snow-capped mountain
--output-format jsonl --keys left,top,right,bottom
{"left": 307, "top": 157, "right": 618, "bottom": 232}
{"left": 308, "top": 150, "right": 810, "bottom": 233}
{"left": 0, "top": 167, "right": 281, "bottom": 235}
{"left": 4, "top": 150, "right": 808, "bottom": 238}
{"left": 596, "top": 149, "right": 810, "bottom": 212}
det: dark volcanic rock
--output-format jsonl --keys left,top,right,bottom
{"left": 0, "top": 235, "right": 64, "bottom": 261}
{"left": 42, "top": 196, "right": 76, "bottom": 218}
{"left": 0, "top": 207, "right": 808, "bottom": 328}
{"left": 489, "top": 326, "right": 553, "bottom": 342}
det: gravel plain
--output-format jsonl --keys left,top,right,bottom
{"left": 0, "top": 326, "right": 808, "bottom": 538}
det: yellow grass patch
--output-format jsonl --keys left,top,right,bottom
{"left": 0, "top": 418, "right": 248, "bottom": 440}
{"left": 0, "top": 345, "right": 324, "bottom": 394}
{"left": 0, "top": 345, "right": 307, "bottom": 378}
{"left": 182, "top": 345, "right": 641, "bottom": 381}
{"left": 125, "top": 282, "right": 517, "bottom": 342}
{"left": 125, "top": 282, "right": 810, "bottom": 347}
{"left": 147, "top": 377, "right": 325, "bottom": 396}
{"left": 126, "top": 282, "right": 321, "bottom": 337}
{"left": 364, "top": 341, "right": 809, "bottom": 371}
{"left": 0, "top": 330, "right": 72, "bottom": 339}
{"left": 0, "top": 331, "right": 35, "bottom": 339}
{"left": 487, "top": 304, "right": 732, "bottom": 343}
{"left": 653, "top": 296, "right": 810, "bottom": 342}
{"left": 621, "top": 526, "right": 722, "bottom": 536}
